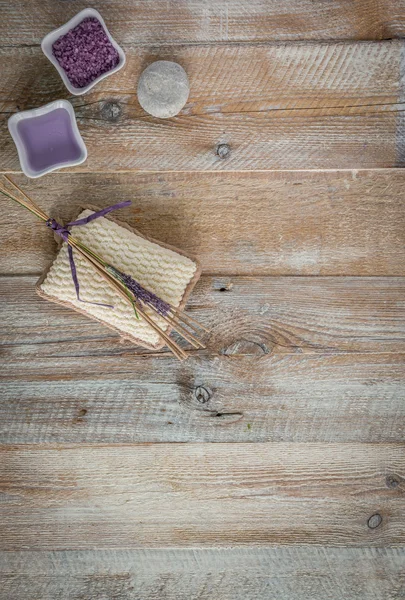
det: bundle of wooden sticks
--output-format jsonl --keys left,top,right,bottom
{"left": 0, "top": 175, "right": 208, "bottom": 360}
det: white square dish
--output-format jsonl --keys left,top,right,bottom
{"left": 8, "top": 100, "right": 87, "bottom": 178}
{"left": 41, "top": 8, "right": 126, "bottom": 96}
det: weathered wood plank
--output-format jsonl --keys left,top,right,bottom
{"left": 1, "top": 41, "right": 404, "bottom": 171}
{"left": 1, "top": 275, "right": 404, "bottom": 443}
{"left": 1, "top": 0, "right": 405, "bottom": 46}
{"left": 1, "top": 353, "right": 404, "bottom": 443}
{"left": 2, "top": 276, "right": 404, "bottom": 354}
{"left": 1, "top": 170, "right": 405, "bottom": 276}
{"left": 0, "top": 443, "right": 403, "bottom": 548}
{"left": 1, "top": 547, "right": 404, "bottom": 600}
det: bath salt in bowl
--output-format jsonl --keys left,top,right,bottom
{"left": 41, "top": 8, "right": 125, "bottom": 95}
{"left": 53, "top": 17, "right": 120, "bottom": 89}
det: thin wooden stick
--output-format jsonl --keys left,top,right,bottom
{"left": 3, "top": 176, "right": 48, "bottom": 220}
{"left": 166, "top": 310, "right": 208, "bottom": 341}
{"left": 169, "top": 308, "right": 210, "bottom": 333}
{"left": 168, "top": 310, "right": 207, "bottom": 334}
{"left": 146, "top": 303, "right": 205, "bottom": 349}
{"left": 0, "top": 185, "right": 47, "bottom": 222}
{"left": 134, "top": 305, "right": 188, "bottom": 360}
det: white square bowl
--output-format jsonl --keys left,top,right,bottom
{"left": 41, "top": 8, "right": 126, "bottom": 96}
{"left": 8, "top": 99, "right": 88, "bottom": 178}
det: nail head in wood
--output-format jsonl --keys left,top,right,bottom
{"left": 217, "top": 143, "right": 231, "bottom": 159}
{"left": 101, "top": 101, "right": 122, "bottom": 122}
{"left": 368, "top": 513, "right": 382, "bottom": 529}
{"left": 137, "top": 60, "right": 190, "bottom": 118}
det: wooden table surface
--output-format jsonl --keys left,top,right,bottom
{"left": 1, "top": 2, "right": 405, "bottom": 598}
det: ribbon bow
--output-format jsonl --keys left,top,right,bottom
{"left": 46, "top": 201, "right": 132, "bottom": 308}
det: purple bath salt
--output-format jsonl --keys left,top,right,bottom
{"left": 52, "top": 17, "right": 120, "bottom": 89}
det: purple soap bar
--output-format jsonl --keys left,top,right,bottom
{"left": 52, "top": 17, "right": 119, "bottom": 89}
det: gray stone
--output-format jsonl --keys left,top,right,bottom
{"left": 137, "top": 61, "right": 190, "bottom": 118}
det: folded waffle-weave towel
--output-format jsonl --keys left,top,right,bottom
{"left": 38, "top": 208, "right": 199, "bottom": 349}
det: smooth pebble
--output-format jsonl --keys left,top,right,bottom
{"left": 137, "top": 61, "right": 190, "bottom": 118}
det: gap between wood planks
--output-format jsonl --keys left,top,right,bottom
{"left": 2, "top": 101, "right": 404, "bottom": 120}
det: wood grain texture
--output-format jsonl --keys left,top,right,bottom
{"left": 1, "top": 41, "right": 404, "bottom": 171}
{"left": 1, "top": 0, "right": 405, "bottom": 46}
{"left": 1, "top": 275, "right": 404, "bottom": 443}
{"left": 0, "top": 443, "right": 404, "bottom": 549}
{"left": 1, "top": 1, "right": 404, "bottom": 594}
{"left": 2, "top": 275, "right": 405, "bottom": 354}
{"left": 1, "top": 547, "right": 404, "bottom": 600}
{"left": 1, "top": 351, "right": 404, "bottom": 444}
{"left": 1, "top": 170, "right": 405, "bottom": 276}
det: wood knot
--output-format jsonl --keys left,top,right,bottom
{"left": 73, "top": 408, "right": 87, "bottom": 424}
{"left": 386, "top": 474, "right": 401, "bottom": 489}
{"left": 101, "top": 101, "right": 122, "bottom": 122}
{"left": 222, "top": 338, "right": 271, "bottom": 356}
{"left": 367, "top": 513, "right": 382, "bottom": 529}
{"left": 194, "top": 386, "right": 212, "bottom": 403}
{"left": 216, "top": 143, "right": 231, "bottom": 159}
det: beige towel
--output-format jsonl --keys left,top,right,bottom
{"left": 37, "top": 204, "right": 201, "bottom": 349}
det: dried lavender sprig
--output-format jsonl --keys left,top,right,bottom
{"left": 106, "top": 265, "right": 171, "bottom": 317}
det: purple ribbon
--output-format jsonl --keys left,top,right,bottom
{"left": 46, "top": 201, "right": 132, "bottom": 308}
